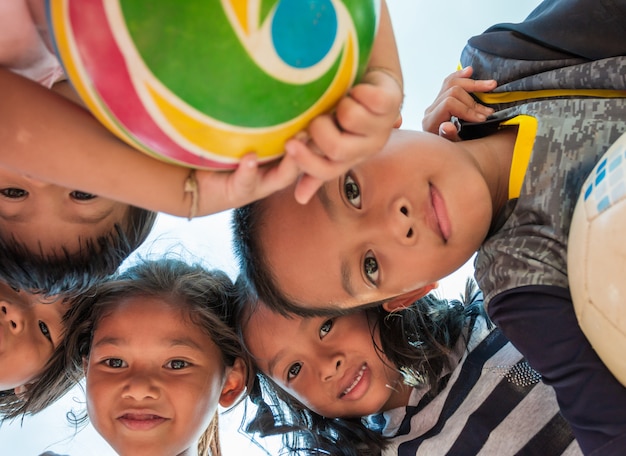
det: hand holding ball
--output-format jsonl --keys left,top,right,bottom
{"left": 47, "top": 0, "right": 379, "bottom": 169}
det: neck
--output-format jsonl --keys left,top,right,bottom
{"left": 465, "top": 126, "right": 517, "bottom": 214}
{"left": 381, "top": 376, "right": 414, "bottom": 411}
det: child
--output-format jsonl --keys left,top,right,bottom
{"left": 0, "top": 1, "right": 156, "bottom": 296}
{"left": 6, "top": 258, "right": 248, "bottom": 455}
{"left": 231, "top": 1, "right": 626, "bottom": 453}
{"left": 0, "top": 279, "right": 68, "bottom": 413}
{"left": 237, "top": 281, "right": 580, "bottom": 455}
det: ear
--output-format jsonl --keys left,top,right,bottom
{"left": 13, "top": 384, "right": 30, "bottom": 399}
{"left": 382, "top": 283, "right": 439, "bottom": 312}
{"left": 393, "top": 114, "right": 403, "bottom": 128}
{"left": 219, "top": 358, "right": 246, "bottom": 408}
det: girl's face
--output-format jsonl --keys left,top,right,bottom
{"left": 0, "top": 168, "right": 128, "bottom": 255}
{"left": 0, "top": 281, "right": 66, "bottom": 390}
{"left": 244, "top": 303, "right": 411, "bottom": 418}
{"left": 85, "top": 295, "right": 244, "bottom": 456}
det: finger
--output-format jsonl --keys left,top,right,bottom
{"left": 305, "top": 115, "right": 349, "bottom": 162}
{"left": 293, "top": 174, "right": 324, "bottom": 205}
{"left": 285, "top": 136, "right": 338, "bottom": 180}
{"left": 258, "top": 152, "right": 301, "bottom": 193}
{"left": 438, "top": 121, "right": 462, "bottom": 141}
{"left": 333, "top": 94, "right": 373, "bottom": 135}
{"left": 348, "top": 81, "right": 400, "bottom": 116}
{"left": 423, "top": 96, "right": 492, "bottom": 133}
{"left": 446, "top": 86, "right": 494, "bottom": 118}
{"left": 228, "top": 153, "right": 260, "bottom": 200}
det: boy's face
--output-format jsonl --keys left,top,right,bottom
{"left": 244, "top": 303, "right": 411, "bottom": 418}
{"left": 259, "top": 130, "right": 493, "bottom": 311}
{"left": 0, "top": 281, "right": 66, "bottom": 390}
{"left": 0, "top": 169, "right": 128, "bottom": 254}
{"left": 85, "top": 296, "right": 230, "bottom": 456}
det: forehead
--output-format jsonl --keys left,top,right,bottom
{"left": 97, "top": 295, "right": 188, "bottom": 326}
{"left": 260, "top": 192, "right": 353, "bottom": 304}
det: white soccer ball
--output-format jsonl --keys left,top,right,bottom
{"left": 568, "top": 131, "right": 626, "bottom": 387}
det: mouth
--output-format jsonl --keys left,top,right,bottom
{"left": 339, "top": 363, "right": 367, "bottom": 398}
{"left": 117, "top": 412, "right": 169, "bottom": 431}
{"left": 429, "top": 184, "right": 451, "bottom": 242}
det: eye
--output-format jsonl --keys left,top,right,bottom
{"left": 38, "top": 321, "right": 52, "bottom": 342}
{"left": 103, "top": 358, "right": 127, "bottom": 368}
{"left": 0, "top": 188, "right": 28, "bottom": 199}
{"left": 319, "top": 319, "right": 333, "bottom": 339}
{"left": 343, "top": 174, "right": 361, "bottom": 209}
{"left": 166, "top": 360, "right": 190, "bottom": 370}
{"left": 287, "top": 363, "right": 302, "bottom": 381}
{"left": 70, "top": 190, "right": 97, "bottom": 201}
{"left": 363, "top": 252, "right": 379, "bottom": 285}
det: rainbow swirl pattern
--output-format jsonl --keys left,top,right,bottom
{"left": 46, "top": 0, "right": 379, "bottom": 169}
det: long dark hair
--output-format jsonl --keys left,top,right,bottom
{"left": 1, "top": 258, "right": 246, "bottom": 456}
{"left": 236, "top": 279, "right": 487, "bottom": 455}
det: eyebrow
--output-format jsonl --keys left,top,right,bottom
{"left": 267, "top": 348, "right": 287, "bottom": 378}
{"left": 92, "top": 336, "right": 204, "bottom": 351}
{"left": 291, "top": 297, "right": 395, "bottom": 318}
{"left": 61, "top": 205, "right": 116, "bottom": 224}
{"left": 316, "top": 182, "right": 338, "bottom": 221}
{"left": 340, "top": 259, "right": 356, "bottom": 297}
{"left": 0, "top": 205, "right": 115, "bottom": 224}
{"left": 266, "top": 317, "right": 309, "bottom": 378}
{"left": 318, "top": 183, "right": 356, "bottom": 297}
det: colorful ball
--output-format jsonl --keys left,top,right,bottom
{"left": 46, "top": 0, "right": 379, "bottom": 169}
{"left": 568, "top": 131, "right": 626, "bottom": 386}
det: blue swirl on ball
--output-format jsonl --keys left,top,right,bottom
{"left": 272, "top": 0, "right": 338, "bottom": 68}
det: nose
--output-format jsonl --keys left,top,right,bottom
{"left": 377, "top": 198, "right": 416, "bottom": 246}
{"left": 121, "top": 371, "right": 161, "bottom": 401}
{"left": 1, "top": 302, "right": 25, "bottom": 334}
{"left": 320, "top": 354, "right": 344, "bottom": 382}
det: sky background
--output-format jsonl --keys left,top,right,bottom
{"left": 2, "top": 0, "right": 541, "bottom": 454}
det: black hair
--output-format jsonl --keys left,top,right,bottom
{"left": 0, "top": 257, "right": 247, "bottom": 455}
{"left": 235, "top": 279, "right": 487, "bottom": 455}
{"left": 232, "top": 202, "right": 353, "bottom": 319}
{"left": 0, "top": 206, "right": 157, "bottom": 297}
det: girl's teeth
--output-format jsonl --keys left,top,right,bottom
{"left": 342, "top": 364, "right": 366, "bottom": 396}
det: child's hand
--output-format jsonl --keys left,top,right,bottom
{"left": 195, "top": 153, "right": 300, "bottom": 215}
{"left": 288, "top": 68, "right": 403, "bottom": 204}
{"left": 422, "top": 66, "right": 496, "bottom": 141}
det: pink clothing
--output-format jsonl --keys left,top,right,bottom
{"left": 0, "top": 0, "right": 65, "bottom": 88}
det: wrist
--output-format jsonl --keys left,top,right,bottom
{"left": 364, "top": 66, "right": 404, "bottom": 95}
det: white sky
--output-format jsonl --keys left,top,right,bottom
{"left": 2, "top": 1, "right": 542, "bottom": 454}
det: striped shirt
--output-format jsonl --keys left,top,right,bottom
{"left": 368, "top": 317, "right": 581, "bottom": 456}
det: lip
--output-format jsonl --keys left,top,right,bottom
{"left": 117, "top": 410, "right": 169, "bottom": 431}
{"left": 429, "top": 184, "right": 451, "bottom": 242}
{"left": 339, "top": 363, "right": 369, "bottom": 400}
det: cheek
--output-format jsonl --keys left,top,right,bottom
{"left": 84, "top": 373, "right": 111, "bottom": 428}
{"left": 175, "top": 376, "right": 223, "bottom": 428}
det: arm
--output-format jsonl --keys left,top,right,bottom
{"left": 288, "top": 0, "right": 404, "bottom": 204}
{"left": 488, "top": 286, "right": 626, "bottom": 455}
{"left": 422, "top": 66, "right": 496, "bottom": 141}
{"left": 0, "top": 68, "right": 299, "bottom": 217}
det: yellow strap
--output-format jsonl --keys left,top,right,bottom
{"left": 476, "top": 89, "right": 626, "bottom": 104}
{"left": 501, "top": 115, "right": 538, "bottom": 199}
